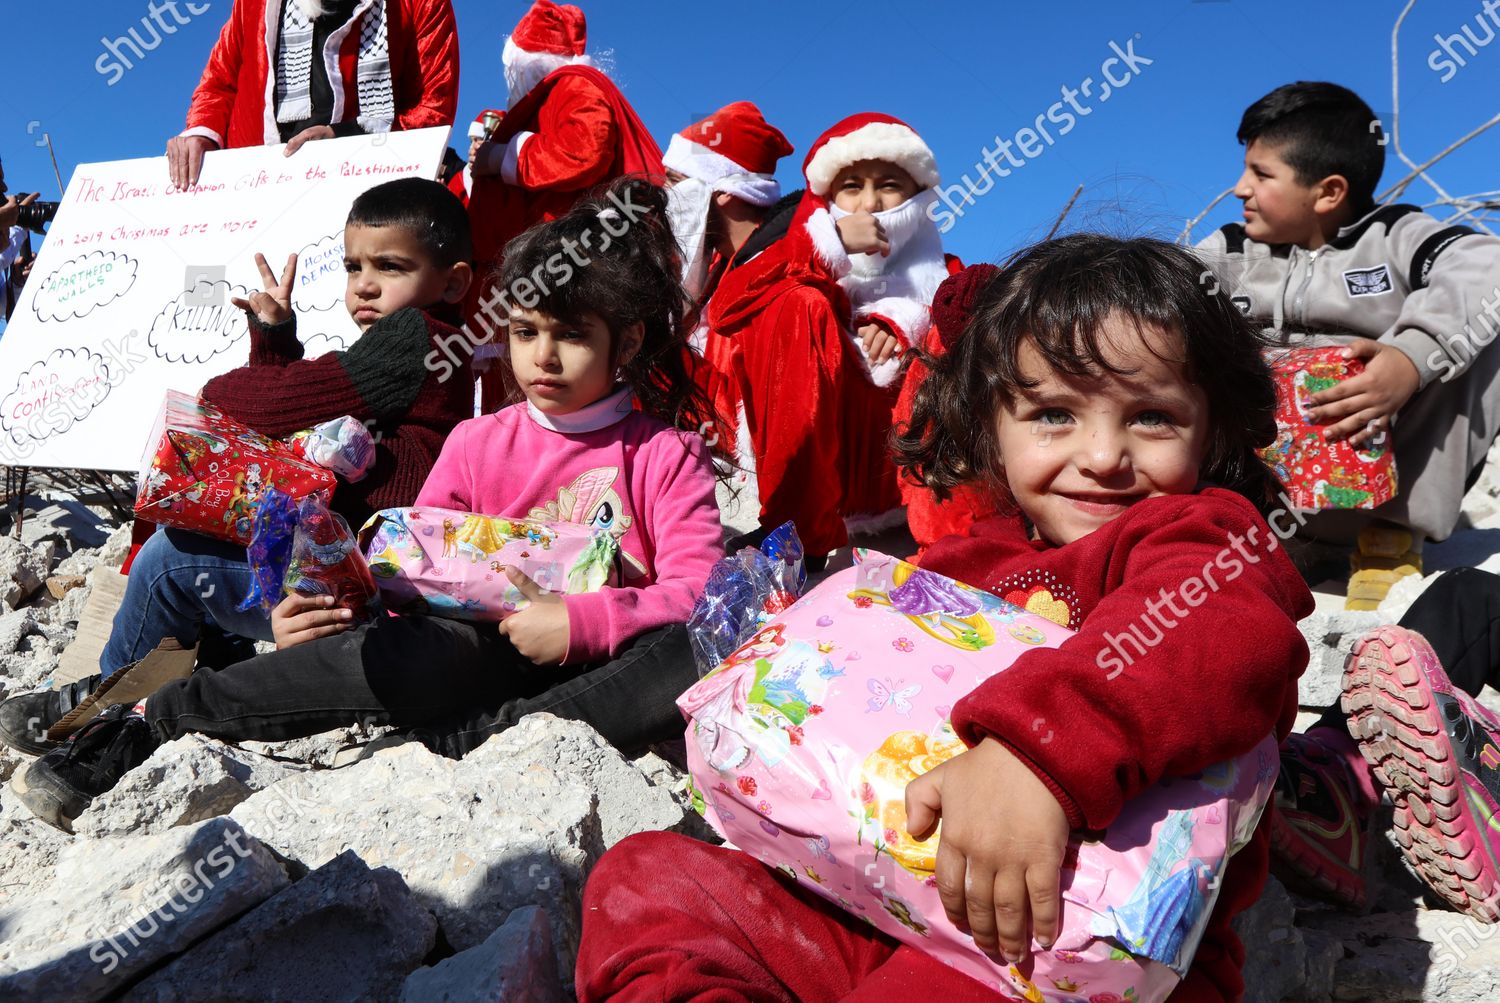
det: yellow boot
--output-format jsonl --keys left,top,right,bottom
{"left": 1345, "top": 525, "right": 1423, "bottom": 611}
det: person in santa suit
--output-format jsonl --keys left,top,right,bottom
{"left": 660, "top": 101, "right": 797, "bottom": 483}
{"left": 702, "top": 113, "right": 957, "bottom": 561}
{"left": 465, "top": 0, "right": 663, "bottom": 410}
{"left": 787, "top": 113, "right": 962, "bottom": 547}
{"left": 447, "top": 109, "right": 504, "bottom": 207}
{"left": 167, "top": 0, "right": 460, "bottom": 189}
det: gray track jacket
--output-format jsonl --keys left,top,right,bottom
{"left": 1195, "top": 204, "right": 1500, "bottom": 388}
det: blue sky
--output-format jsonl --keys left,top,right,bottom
{"left": 2, "top": 0, "right": 1497, "bottom": 283}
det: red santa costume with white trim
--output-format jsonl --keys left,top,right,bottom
{"left": 181, "top": 0, "right": 459, "bottom": 150}
{"left": 465, "top": 0, "right": 663, "bottom": 409}
{"left": 663, "top": 102, "right": 795, "bottom": 485}
{"left": 792, "top": 113, "right": 955, "bottom": 389}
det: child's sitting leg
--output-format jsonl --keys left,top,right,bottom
{"left": 418, "top": 624, "right": 699, "bottom": 759}
{"left": 0, "top": 528, "right": 276, "bottom": 755}
{"left": 1274, "top": 568, "right": 1500, "bottom": 917}
{"left": 100, "top": 528, "right": 276, "bottom": 677}
{"left": 576, "top": 831, "right": 1000, "bottom": 1002}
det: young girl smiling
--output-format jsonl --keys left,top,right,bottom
{"left": 577, "top": 234, "right": 1315, "bottom": 1003}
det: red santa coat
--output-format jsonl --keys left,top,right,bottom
{"left": 467, "top": 65, "right": 663, "bottom": 283}
{"left": 705, "top": 238, "right": 902, "bottom": 556}
{"left": 184, "top": 0, "right": 460, "bottom": 149}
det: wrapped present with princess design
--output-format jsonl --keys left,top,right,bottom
{"left": 358, "top": 506, "right": 620, "bottom": 621}
{"left": 1260, "top": 346, "right": 1398, "bottom": 510}
{"left": 134, "top": 391, "right": 337, "bottom": 545}
{"left": 678, "top": 552, "right": 1277, "bottom": 1002}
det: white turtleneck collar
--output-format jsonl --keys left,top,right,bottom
{"left": 525, "top": 385, "right": 635, "bottom": 434}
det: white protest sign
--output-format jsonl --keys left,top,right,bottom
{"left": 0, "top": 127, "right": 449, "bottom": 471}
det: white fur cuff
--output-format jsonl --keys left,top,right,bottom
{"left": 501, "top": 131, "right": 535, "bottom": 185}
{"left": 805, "top": 208, "right": 852, "bottom": 277}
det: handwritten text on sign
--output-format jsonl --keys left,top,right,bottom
{"left": 0, "top": 128, "right": 448, "bottom": 471}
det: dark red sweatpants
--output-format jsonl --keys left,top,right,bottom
{"left": 576, "top": 832, "right": 1236, "bottom": 1002}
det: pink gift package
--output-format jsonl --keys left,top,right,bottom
{"left": 359, "top": 507, "right": 620, "bottom": 621}
{"left": 679, "top": 552, "right": 1277, "bottom": 1002}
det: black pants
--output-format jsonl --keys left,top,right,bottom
{"left": 1315, "top": 567, "right": 1500, "bottom": 731}
{"left": 145, "top": 616, "right": 700, "bottom": 760}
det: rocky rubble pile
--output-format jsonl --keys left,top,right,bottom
{"left": 3, "top": 453, "right": 1500, "bottom": 999}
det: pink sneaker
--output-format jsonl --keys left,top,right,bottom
{"left": 1343, "top": 626, "right": 1500, "bottom": 921}
{"left": 1270, "top": 730, "right": 1376, "bottom": 909}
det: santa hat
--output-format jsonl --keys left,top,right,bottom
{"left": 509, "top": 0, "right": 587, "bottom": 57}
{"left": 468, "top": 109, "right": 505, "bottom": 140}
{"left": 662, "top": 102, "right": 793, "bottom": 208}
{"left": 802, "top": 113, "right": 939, "bottom": 197}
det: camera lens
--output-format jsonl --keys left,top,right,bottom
{"left": 15, "top": 200, "right": 59, "bottom": 233}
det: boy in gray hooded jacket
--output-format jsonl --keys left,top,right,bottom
{"left": 1196, "top": 81, "right": 1500, "bottom": 581}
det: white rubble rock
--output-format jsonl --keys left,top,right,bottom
{"left": 1236, "top": 876, "right": 1336, "bottom": 1003}
{"left": 229, "top": 732, "right": 601, "bottom": 980}
{"left": 0, "top": 782, "right": 74, "bottom": 896}
{"left": 400, "top": 905, "right": 566, "bottom": 1003}
{"left": 0, "top": 537, "right": 51, "bottom": 610}
{"left": 19, "top": 500, "right": 111, "bottom": 553}
{"left": 1295, "top": 610, "right": 1385, "bottom": 708}
{"left": 0, "top": 817, "right": 288, "bottom": 1003}
{"left": 126, "top": 850, "right": 437, "bottom": 1002}
{"left": 238, "top": 721, "right": 398, "bottom": 768}
{"left": 74, "top": 734, "right": 304, "bottom": 839}
{"left": 229, "top": 714, "right": 692, "bottom": 983}
{"left": 1298, "top": 907, "right": 1500, "bottom": 1002}
{"left": 482, "top": 714, "right": 691, "bottom": 847}
{"left": 96, "top": 523, "right": 133, "bottom": 568}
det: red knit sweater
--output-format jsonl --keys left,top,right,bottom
{"left": 919, "top": 488, "right": 1313, "bottom": 1003}
{"left": 198, "top": 307, "right": 474, "bottom": 528}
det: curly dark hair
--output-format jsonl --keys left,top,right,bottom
{"left": 892, "top": 233, "right": 1283, "bottom": 516}
{"left": 496, "top": 176, "right": 716, "bottom": 439}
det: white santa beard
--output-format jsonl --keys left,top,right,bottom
{"left": 828, "top": 190, "right": 947, "bottom": 302}
{"left": 502, "top": 37, "right": 591, "bottom": 108}
{"left": 666, "top": 178, "right": 714, "bottom": 304}
{"left": 295, "top": 0, "right": 329, "bottom": 18}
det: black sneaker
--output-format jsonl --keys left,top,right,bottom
{"left": 11, "top": 704, "right": 160, "bottom": 832}
{"left": 0, "top": 674, "right": 102, "bottom": 756}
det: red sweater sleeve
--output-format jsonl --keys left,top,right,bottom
{"left": 947, "top": 492, "right": 1311, "bottom": 830}
{"left": 199, "top": 308, "right": 432, "bottom": 439}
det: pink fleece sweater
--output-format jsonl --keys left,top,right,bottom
{"left": 415, "top": 387, "right": 722, "bottom": 664}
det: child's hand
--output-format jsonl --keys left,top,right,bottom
{"left": 498, "top": 566, "right": 570, "bottom": 665}
{"left": 1308, "top": 339, "right": 1421, "bottom": 447}
{"left": 230, "top": 253, "right": 297, "bottom": 327}
{"left": 905, "top": 736, "right": 1070, "bottom": 963}
{"left": 835, "top": 212, "right": 890, "bottom": 257}
{"left": 858, "top": 321, "right": 901, "bottom": 365}
{"left": 271, "top": 593, "right": 354, "bottom": 649}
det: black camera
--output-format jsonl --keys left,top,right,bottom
{"left": 10, "top": 194, "right": 58, "bottom": 233}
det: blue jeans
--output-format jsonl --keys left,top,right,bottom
{"left": 101, "top": 529, "right": 274, "bottom": 679}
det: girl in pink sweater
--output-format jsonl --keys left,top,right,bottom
{"left": 15, "top": 180, "right": 725, "bottom": 833}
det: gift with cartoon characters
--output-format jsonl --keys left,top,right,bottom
{"left": 1259, "top": 346, "right": 1398, "bottom": 509}
{"left": 134, "top": 390, "right": 337, "bottom": 545}
{"left": 679, "top": 551, "right": 1278, "bottom": 1002}
{"left": 359, "top": 506, "right": 621, "bottom": 621}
